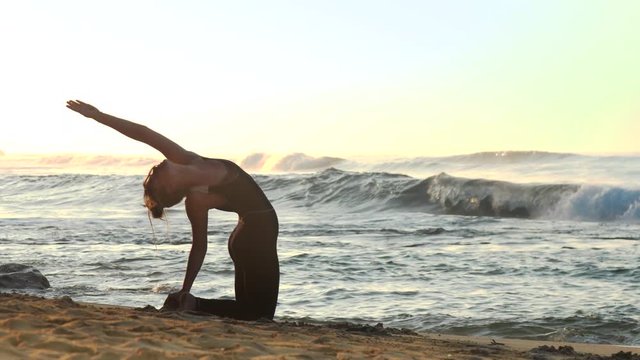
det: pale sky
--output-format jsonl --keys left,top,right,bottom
{"left": 1, "top": 0, "right": 638, "bottom": 159}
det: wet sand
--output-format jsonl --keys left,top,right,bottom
{"left": 0, "top": 293, "right": 638, "bottom": 359}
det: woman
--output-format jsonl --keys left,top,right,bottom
{"left": 67, "top": 100, "right": 279, "bottom": 320}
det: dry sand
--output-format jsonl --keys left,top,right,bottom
{"left": 0, "top": 293, "right": 638, "bottom": 359}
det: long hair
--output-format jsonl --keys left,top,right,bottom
{"left": 143, "top": 160, "right": 188, "bottom": 219}
{"left": 143, "top": 160, "right": 169, "bottom": 219}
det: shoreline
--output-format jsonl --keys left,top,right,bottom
{"left": 1, "top": 293, "right": 638, "bottom": 359}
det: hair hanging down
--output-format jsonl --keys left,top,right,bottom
{"left": 143, "top": 160, "right": 169, "bottom": 219}
{"left": 143, "top": 160, "right": 188, "bottom": 219}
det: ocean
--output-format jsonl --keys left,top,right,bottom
{"left": 1, "top": 151, "right": 638, "bottom": 345}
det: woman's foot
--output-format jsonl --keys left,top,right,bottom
{"left": 177, "top": 292, "right": 197, "bottom": 311}
{"left": 161, "top": 292, "right": 180, "bottom": 312}
{"left": 161, "top": 290, "right": 196, "bottom": 312}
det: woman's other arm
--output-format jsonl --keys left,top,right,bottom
{"left": 179, "top": 190, "right": 230, "bottom": 294}
{"left": 179, "top": 191, "right": 227, "bottom": 293}
{"left": 161, "top": 191, "right": 226, "bottom": 308}
{"left": 66, "top": 100, "right": 196, "bottom": 164}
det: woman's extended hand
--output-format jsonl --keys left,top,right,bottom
{"left": 65, "top": 99, "right": 195, "bottom": 164}
{"left": 66, "top": 100, "right": 101, "bottom": 119}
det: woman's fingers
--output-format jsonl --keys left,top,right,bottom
{"left": 66, "top": 100, "right": 96, "bottom": 113}
{"left": 66, "top": 100, "right": 80, "bottom": 109}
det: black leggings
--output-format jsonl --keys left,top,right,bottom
{"left": 195, "top": 211, "right": 279, "bottom": 320}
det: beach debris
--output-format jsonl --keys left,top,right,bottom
{"left": 530, "top": 345, "right": 577, "bottom": 355}
{"left": 136, "top": 305, "right": 160, "bottom": 313}
{"left": 281, "top": 320, "right": 418, "bottom": 336}
{"left": 0, "top": 263, "right": 50, "bottom": 289}
{"left": 583, "top": 351, "right": 640, "bottom": 360}
{"left": 527, "top": 345, "right": 640, "bottom": 360}
{"left": 490, "top": 339, "right": 506, "bottom": 346}
{"left": 327, "top": 322, "right": 418, "bottom": 336}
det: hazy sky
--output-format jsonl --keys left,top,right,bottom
{"left": 1, "top": 0, "right": 638, "bottom": 159}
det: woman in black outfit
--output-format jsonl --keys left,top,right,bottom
{"left": 67, "top": 100, "right": 279, "bottom": 320}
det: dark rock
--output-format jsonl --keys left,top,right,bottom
{"left": 55, "top": 295, "right": 78, "bottom": 307}
{"left": 0, "top": 263, "right": 51, "bottom": 289}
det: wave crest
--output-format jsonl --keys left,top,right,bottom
{"left": 259, "top": 169, "right": 640, "bottom": 222}
{"left": 423, "top": 173, "right": 579, "bottom": 218}
{"left": 443, "top": 151, "right": 579, "bottom": 163}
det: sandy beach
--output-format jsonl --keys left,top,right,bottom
{"left": 0, "top": 293, "right": 637, "bottom": 360}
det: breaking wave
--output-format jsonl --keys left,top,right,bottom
{"left": 259, "top": 169, "right": 640, "bottom": 222}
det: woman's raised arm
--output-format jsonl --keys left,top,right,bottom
{"left": 66, "top": 100, "right": 197, "bottom": 164}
